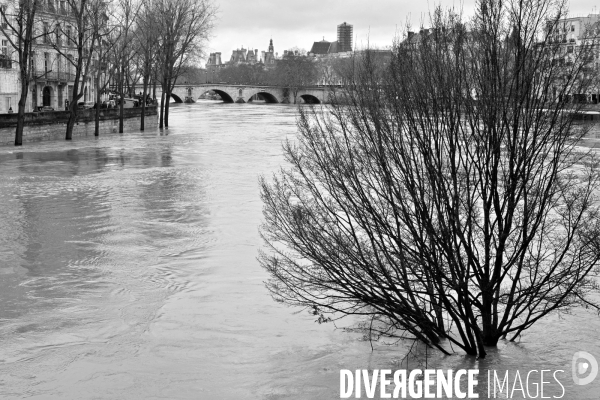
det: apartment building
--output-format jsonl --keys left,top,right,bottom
{"left": 547, "top": 14, "right": 600, "bottom": 103}
{"left": 0, "top": 1, "right": 19, "bottom": 113}
{"left": 0, "top": 0, "right": 98, "bottom": 113}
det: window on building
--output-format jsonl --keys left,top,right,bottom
{"left": 29, "top": 52, "right": 35, "bottom": 73}
{"left": 43, "top": 22, "right": 49, "bottom": 44}
{"left": 0, "top": 40, "right": 9, "bottom": 69}
{"left": 6, "top": 97, "right": 11, "bottom": 111}
{"left": 66, "top": 26, "right": 71, "bottom": 46}
{"left": 567, "top": 46, "right": 574, "bottom": 53}
{"left": 44, "top": 52, "right": 49, "bottom": 72}
{"left": 56, "top": 24, "right": 61, "bottom": 46}
{"left": 571, "top": 25, "right": 575, "bottom": 32}
{"left": 0, "top": 5, "right": 7, "bottom": 29}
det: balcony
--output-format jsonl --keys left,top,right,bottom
{"left": 40, "top": 3, "right": 74, "bottom": 17}
{"left": 40, "top": 3, "right": 56, "bottom": 14}
{"left": 0, "top": 59, "right": 11, "bottom": 69}
{"left": 0, "top": 55, "right": 11, "bottom": 69}
{"left": 34, "top": 71, "right": 76, "bottom": 83}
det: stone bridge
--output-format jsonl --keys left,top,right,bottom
{"left": 155, "top": 84, "right": 329, "bottom": 104}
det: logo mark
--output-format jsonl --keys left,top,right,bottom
{"left": 572, "top": 351, "right": 598, "bottom": 385}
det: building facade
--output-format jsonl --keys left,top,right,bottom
{"left": 0, "top": 0, "right": 20, "bottom": 113}
{"left": 260, "top": 39, "right": 276, "bottom": 67}
{"left": 547, "top": 14, "right": 600, "bottom": 103}
{"left": 207, "top": 39, "right": 277, "bottom": 71}
{"left": 32, "top": 0, "right": 98, "bottom": 111}
{"left": 0, "top": 0, "right": 98, "bottom": 114}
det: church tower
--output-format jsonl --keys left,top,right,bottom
{"left": 268, "top": 38, "right": 274, "bottom": 53}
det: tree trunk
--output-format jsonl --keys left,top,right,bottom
{"left": 94, "top": 74, "right": 101, "bottom": 136}
{"left": 65, "top": 105, "right": 77, "bottom": 140}
{"left": 165, "top": 89, "right": 170, "bottom": 128}
{"left": 481, "top": 291, "right": 499, "bottom": 347}
{"left": 164, "top": 76, "right": 173, "bottom": 128}
{"left": 141, "top": 73, "right": 148, "bottom": 131}
{"left": 152, "top": 77, "right": 156, "bottom": 101}
{"left": 159, "top": 90, "right": 165, "bottom": 128}
{"left": 119, "top": 66, "right": 124, "bottom": 134}
{"left": 66, "top": 92, "right": 79, "bottom": 140}
{"left": 475, "top": 330, "right": 487, "bottom": 359}
{"left": 15, "top": 79, "right": 30, "bottom": 146}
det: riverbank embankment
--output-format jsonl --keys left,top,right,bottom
{"left": 0, "top": 106, "right": 158, "bottom": 146}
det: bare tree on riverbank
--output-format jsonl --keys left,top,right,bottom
{"left": 133, "top": 1, "right": 159, "bottom": 131}
{"left": 93, "top": 23, "right": 120, "bottom": 137}
{"left": 153, "top": 0, "right": 216, "bottom": 128}
{"left": 0, "top": 0, "right": 42, "bottom": 146}
{"left": 49, "top": 0, "right": 105, "bottom": 140}
{"left": 112, "top": 0, "right": 140, "bottom": 134}
{"left": 260, "top": 0, "right": 600, "bottom": 358}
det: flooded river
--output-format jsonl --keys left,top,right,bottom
{"left": 0, "top": 101, "right": 598, "bottom": 399}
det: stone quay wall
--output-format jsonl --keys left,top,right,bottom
{"left": 0, "top": 106, "right": 158, "bottom": 146}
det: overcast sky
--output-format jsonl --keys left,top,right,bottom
{"left": 203, "top": 0, "right": 598, "bottom": 64}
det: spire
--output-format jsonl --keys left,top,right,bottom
{"left": 269, "top": 38, "right": 274, "bottom": 53}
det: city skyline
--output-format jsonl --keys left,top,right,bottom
{"left": 205, "top": 0, "right": 599, "bottom": 61}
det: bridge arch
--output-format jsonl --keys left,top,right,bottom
{"left": 300, "top": 94, "right": 321, "bottom": 104}
{"left": 248, "top": 91, "right": 279, "bottom": 104}
{"left": 204, "top": 89, "right": 234, "bottom": 103}
{"left": 170, "top": 93, "right": 183, "bottom": 103}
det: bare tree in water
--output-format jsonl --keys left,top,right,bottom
{"left": 260, "top": 0, "right": 600, "bottom": 358}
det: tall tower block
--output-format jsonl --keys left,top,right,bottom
{"left": 337, "top": 22, "right": 353, "bottom": 52}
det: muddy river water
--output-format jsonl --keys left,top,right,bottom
{"left": 0, "top": 102, "right": 598, "bottom": 399}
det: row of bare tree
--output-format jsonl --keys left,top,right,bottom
{"left": 0, "top": 0, "right": 216, "bottom": 146}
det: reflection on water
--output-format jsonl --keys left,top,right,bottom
{"left": 0, "top": 102, "right": 598, "bottom": 399}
